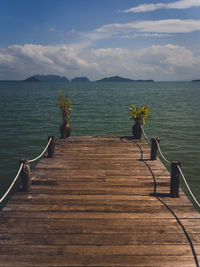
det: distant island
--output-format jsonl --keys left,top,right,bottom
{"left": 95, "top": 76, "right": 154, "bottom": 82}
{"left": 24, "top": 76, "right": 41, "bottom": 82}
{"left": 71, "top": 77, "right": 90, "bottom": 83}
{"left": 21, "top": 74, "right": 154, "bottom": 83}
{"left": 24, "top": 75, "right": 70, "bottom": 82}
{"left": 23, "top": 75, "right": 90, "bottom": 83}
{"left": 192, "top": 79, "right": 200, "bottom": 82}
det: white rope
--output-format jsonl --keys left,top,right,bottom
{"left": 178, "top": 165, "right": 200, "bottom": 209}
{"left": 28, "top": 137, "right": 52, "bottom": 163}
{"left": 0, "top": 163, "right": 23, "bottom": 204}
{"left": 141, "top": 125, "right": 150, "bottom": 141}
{"left": 0, "top": 137, "right": 53, "bottom": 204}
{"left": 141, "top": 126, "right": 171, "bottom": 164}
{"left": 156, "top": 140, "right": 172, "bottom": 164}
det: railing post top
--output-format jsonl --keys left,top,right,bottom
{"left": 19, "top": 159, "right": 29, "bottom": 165}
{"left": 48, "top": 135, "right": 55, "bottom": 140}
{"left": 171, "top": 161, "right": 181, "bottom": 166}
{"left": 151, "top": 137, "right": 160, "bottom": 142}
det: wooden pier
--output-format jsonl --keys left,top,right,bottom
{"left": 0, "top": 136, "right": 200, "bottom": 266}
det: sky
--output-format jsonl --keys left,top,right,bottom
{"left": 0, "top": 0, "right": 200, "bottom": 81}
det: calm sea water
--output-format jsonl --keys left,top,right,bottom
{"left": 0, "top": 81, "right": 199, "bottom": 206}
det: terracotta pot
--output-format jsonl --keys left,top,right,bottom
{"left": 60, "top": 122, "right": 71, "bottom": 139}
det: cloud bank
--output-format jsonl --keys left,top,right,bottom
{"left": 1, "top": 17, "right": 200, "bottom": 81}
{"left": 123, "top": 0, "right": 200, "bottom": 13}
{"left": 0, "top": 43, "right": 199, "bottom": 81}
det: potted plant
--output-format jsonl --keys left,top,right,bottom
{"left": 129, "top": 104, "right": 151, "bottom": 139}
{"left": 58, "top": 89, "right": 72, "bottom": 138}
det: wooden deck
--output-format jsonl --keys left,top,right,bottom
{"left": 0, "top": 136, "right": 200, "bottom": 266}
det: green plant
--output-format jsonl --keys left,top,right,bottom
{"left": 58, "top": 89, "right": 72, "bottom": 121}
{"left": 129, "top": 104, "right": 152, "bottom": 125}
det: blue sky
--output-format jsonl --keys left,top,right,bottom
{"left": 0, "top": 0, "right": 200, "bottom": 80}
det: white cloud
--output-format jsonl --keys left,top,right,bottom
{"left": 0, "top": 43, "right": 199, "bottom": 81}
{"left": 132, "top": 33, "right": 172, "bottom": 38}
{"left": 123, "top": 0, "right": 200, "bottom": 13}
{"left": 64, "top": 19, "right": 200, "bottom": 53}
{"left": 132, "top": 19, "right": 200, "bottom": 33}
{"left": 123, "top": 3, "right": 166, "bottom": 13}
{"left": 94, "top": 19, "right": 200, "bottom": 36}
{"left": 169, "top": 0, "right": 200, "bottom": 9}
{"left": 0, "top": 52, "right": 14, "bottom": 64}
{"left": 0, "top": 44, "right": 94, "bottom": 80}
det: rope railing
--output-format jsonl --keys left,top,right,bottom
{"left": 28, "top": 137, "right": 52, "bottom": 163}
{"left": 178, "top": 165, "right": 200, "bottom": 209}
{"left": 141, "top": 125, "right": 150, "bottom": 142}
{"left": 0, "top": 163, "right": 23, "bottom": 204}
{"left": 141, "top": 125, "right": 172, "bottom": 163}
{"left": 0, "top": 136, "right": 55, "bottom": 204}
{"left": 155, "top": 140, "right": 172, "bottom": 165}
{"left": 142, "top": 125, "right": 172, "bottom": 164}
{"left": 140, "top": 125, "right": 200, "bottom": 208}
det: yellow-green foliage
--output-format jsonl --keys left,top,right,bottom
{"left": 129, "top": 104, "right": 152, "bottom": 125}
{"left": 58, "top": 89, "right": 72, "bottom": 120}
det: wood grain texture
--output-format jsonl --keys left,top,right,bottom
{"left": 0, "top": 136, "right": 199, "bottom": 266}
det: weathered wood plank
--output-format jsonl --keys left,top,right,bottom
{"left": 1, "top": 211, "right": 199, "bottom": 219}
{"left": 9, "top": 195, "right": 191, "bottom": 206}
{"left": 0, "top": 232, "right": 200, "bottom": 245}
{"left": 0, "top": 218, "right": 200, "bottom": 234}
{"left": 0, "top": 255, "right": 198, "bottom": 267}
{"left": 29, "top": 181, "right": 169, "bottom": 188}
{"left": 0, "top": 244, "right": 198, "bottom": 256}
{"left": 9, "top": 193, "right": 182, "bottom": 202}
{"left": 4, "top": 203, "right": 199, "bottom": 214}
{"left": 22, "top": 186, "right": 181, "bottom": 196}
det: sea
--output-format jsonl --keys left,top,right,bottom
{"left": 0, "top": 81, "right": 199, "bottom": 207}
